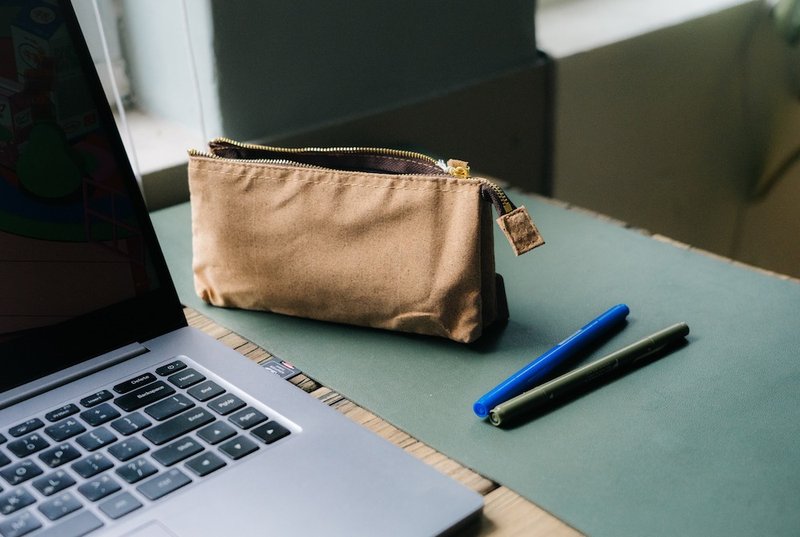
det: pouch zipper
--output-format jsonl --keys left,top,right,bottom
{"left": 187, "top": 148, "right": 326, "bottom": 171}
{"left": 189, "top": 137, "right": 515, "bottom": 215}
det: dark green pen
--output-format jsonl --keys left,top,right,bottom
{"left": 488, "top": 322, "right": 690, "bottom": 426}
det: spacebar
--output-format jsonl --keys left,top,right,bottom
{"left": 37, "top": 510, "right": 104, "bottom": 537}
{"left": 142, "top": 408, "right": 215, "bottom": 445}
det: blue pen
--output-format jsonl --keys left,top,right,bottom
{"left": 473, "top": 304, "right": 630, "bottom": 418}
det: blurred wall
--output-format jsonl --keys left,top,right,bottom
{"left": 118, "top": 0, "right": 550, "bottom": 192}
{"left": 208, "top": 1, "right": 538, "bottom": 141}
{"left": 547, "top": 2, "right": 759, "bottom": 257}
{"left": 540, "top": 0, "right": 800, "bottom": 277}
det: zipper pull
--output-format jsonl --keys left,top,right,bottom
{"left": 446, "top": 159, "right": 471, "bottom": 178}
{"left": 478, "top": 182, "right": 544, "bottom": 256}
{"left": 496, "top": 205, "right": 545, "bottom": 256}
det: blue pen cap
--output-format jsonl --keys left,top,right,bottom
{"left": 473, "top": 401, "right": 492, "bottom": 419}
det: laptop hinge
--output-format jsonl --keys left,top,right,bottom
{"left": 0, "top": 344, "right": 149, "bottom": 410}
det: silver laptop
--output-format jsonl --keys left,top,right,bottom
{"left": 0, "top": 2, "right": 483, "bottom": 536}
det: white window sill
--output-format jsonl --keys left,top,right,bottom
{"left": 117, "top": 110, "right": 201, "bottom": 178}
{"left": 114, "top": 110, "right": 202, "bottom": 210}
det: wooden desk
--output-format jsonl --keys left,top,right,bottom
{"left": 184, "top": 306, "right": 580, "bottom": 536}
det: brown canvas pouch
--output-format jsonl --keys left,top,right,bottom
{"left": 187, "top": 139, "right": 544, "bottom": 343}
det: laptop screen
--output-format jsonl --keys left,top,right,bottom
{"left": 0, "top": 1, "right": 185, "bottom": 391}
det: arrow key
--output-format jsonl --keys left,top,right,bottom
{"left": 185, "top": 452, "right": 226, "bottom": 477}
{"left": 196, "top": 421, "right": 236, "bottom": 445}
{"left": 251, "top": 421, "right": 291, "bottom": 445}
{"left": 218, "top": 436, "right": 258, "bottom": 460}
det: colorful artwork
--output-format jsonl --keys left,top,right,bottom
{"left": 0, "top": 2, "right": 152, "bottom": 337}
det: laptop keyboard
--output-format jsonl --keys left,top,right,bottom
{"left": 0, "top": 356, "right": 293, "bottom": 537}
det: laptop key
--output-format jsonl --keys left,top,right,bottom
{"left": 153, "top": 437, "right": 204, "bottom": 466}
{"left": 167, "top": 368, "right": 206, "bottom": 389}
{"left": 0, "top": 510, "right": 41, "bottom": 537}
{"left": 142, "top": 408, "right": 215, "bottom": 446}
{"left": 114, "top": 381, "right": 176, "bottom": 412}
{"left": 108, "top": 437, "right": 149, "bottom": 462}
{"left": 38, "top": 492, "right": 82, "bottom": 521}
{"left": 113, "top": 372, "right": 157, "bottom": 394}
{"left": 0, "top": 433, "right": 5, "bottom": 444}
{"left": 79, "top": 390, "right": 113, "bottom": 408}
{"left": 219, "top": 435, "right": 259, "bottom": 460}
{"left": 71, "top": 454, "right": 113, "bottom": 479}
{"left": 115, "top": 458, "right": 158, "bottom": 484}
{"left": 75, "top": 427, "right": 117, "bottom": 452}
{"left": 99, "top": 491, "right": 142, "bottom": 520}
{"left": 79, "top": 403, "right": 121, "bottom": 427}
{"left": 7, "top": 433, "right": 49, "bottom": 458}
{"left": 196, "top": 421, "right": 236, "bottom": 445}
{"left": 43, "top": 419, "right": 85, "bottom": 442}
{"left": 31, "top": 469, "right": 76, "bottom": 496}
{"left": 155, "top": 359, "right": 187, "bottom": 376}
{"left": 185, "top": 451, "right": 226, "bottom": 477}
{"left": 110, "top": 412, "right": 152, "bottom": 436}
{"left": 0, "top": 451, "right": 10, "bottom": 467}
{"left": 44, "top": 404, "right": 80, "bottom": 423}
{"left": 251, "top": 421, "right": 291, "bottom": 445}
{"left": 144, "top": 394, "right": 195, "bottom": 421}
{"left": 187, "top": 380, "right": 225, "bottom": 402}
{"left": 36, "top": 510, "right": 104, "bottom": 537}
{"left": 8, "top": 419, "right": 44, "bottom": 438}
{"left": 39, "top": 443, "right": 81, "bottom": 468}
{"left": 137, "top": 468, "right": 192, "bottom": 501}
{"left": 1, "top": 460, "right": 43, "bottom": 486}
{"left": 228, "top": 407, "right": 268, "bottom": 430}
{"left": 207, "top": 393, "right": 246, "bottom": 416}
{"left": 0, "top": 488, "right": 35, "bottom": 515}
{"left": 78, "top": 474, "right": 121, "bottom": 502}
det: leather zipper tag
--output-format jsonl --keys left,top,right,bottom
{"left": 496, "top": 206, "right": 544, "bottom": 256}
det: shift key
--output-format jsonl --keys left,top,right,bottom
{"left": 115, "top": 381, "right": 176, "bottom": 412}
{"left": 143, "top": 408, "right": 215, "bottom": 445}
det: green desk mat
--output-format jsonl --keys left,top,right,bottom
{"left": 152, "top": 195, "right": 800, "bottom": 537}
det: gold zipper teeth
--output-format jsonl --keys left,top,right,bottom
{"left": 188, "top": 149, "right": 327, "bottom": 169}
{"left": 188, "top": 149, "right": 216, "bottom": 159}
{"left": 477, "top": 179, "right": 513, "bottom": 213}
{"left": 192, "top": 139, "right": 515, "bottom": 214}
{"left": 210, "top": 137, "right": 440, "bottom": 166}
